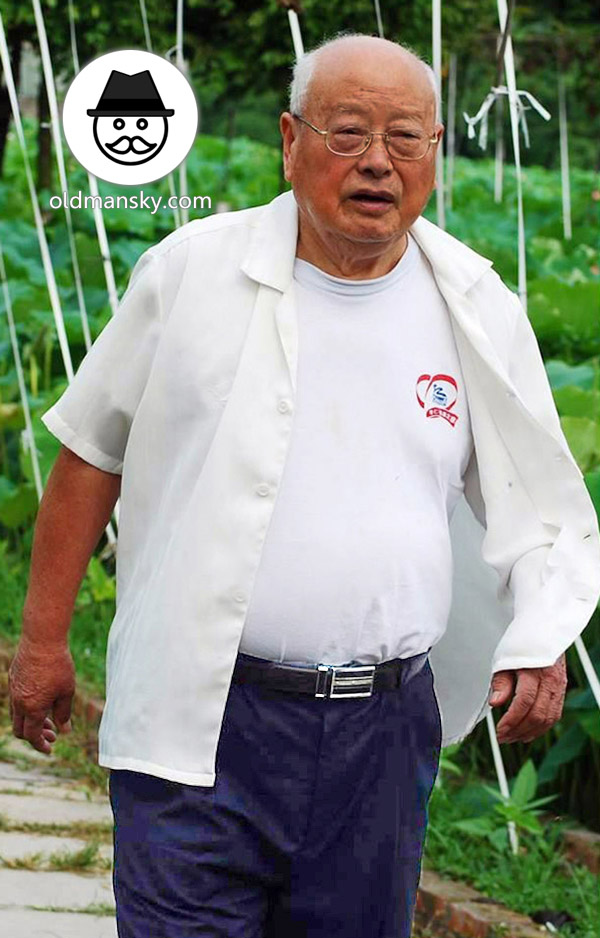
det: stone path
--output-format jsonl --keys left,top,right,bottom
{"left": 0, "top": 736, "right": 117, "bottom": 937}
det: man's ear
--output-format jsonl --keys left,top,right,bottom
{"left": 431, "top": 123, "right": 445, "bottom": 191}
{"left": 280, "top": 111, "right": 297, "bottom": 182}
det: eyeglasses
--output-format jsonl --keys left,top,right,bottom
{"left": 292, "top": 113, "right": 439, "bottom": 161}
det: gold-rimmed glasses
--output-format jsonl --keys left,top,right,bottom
{"left": 292, "top": 113, "right": 439, "bottom": 161}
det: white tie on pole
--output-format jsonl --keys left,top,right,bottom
{"left": 463, "top": 86, "right": 550, "bottom": 152}
{"left": 432, "top": 0, "right": 445, "bottom": 230}
{"left": 445, "top": 52, "right": 457, "bottom": 211}
{"left": 176, "top": 0, "right": 189, "bottom": 224}
{"left": 0, "top": 240, "right": 45, "bottom": 504}
{"left": 558, "top": 71, "right": 572, "bottom": 241}
{"left": 32, "top": 0, "right": 92, "bottom": 351}
{"left": 0, "top": 10, "right": 74, "bottom": 382}
{"left": 463, "top": 70, "right": 551, "bottom": 313}
{"left": 486, "top": 710, "right": 520, "bottom": 855}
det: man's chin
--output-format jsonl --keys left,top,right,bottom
{"left": 337, "top": 220, "right": 405, "bottom": 245}
{"left": 336, "top": 204, "right": 406, "bottom": 242}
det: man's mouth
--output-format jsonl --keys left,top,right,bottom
{"left": 348, "top": 190, "right": 396, "bottom": 209}
{"left": 106, "top": 135, "right": 157, "bottom": 155}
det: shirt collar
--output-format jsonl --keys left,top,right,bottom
{"left": 241, "top": 189, "right": 494, "bottom": 295}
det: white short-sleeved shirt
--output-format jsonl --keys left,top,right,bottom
{"left": 38, "top": 191, "right": 600, "bottom": 786}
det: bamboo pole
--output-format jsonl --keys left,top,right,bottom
{"left": 486, "top": 710, "right": 519, "bottom": 855}
{"left": 32, "top": 0, "right": 92, "bottom": 351}
{"left": 497, "top": 0, "right": 527, "bottom": 312}
{"left": 445, "top": 52, "right": 457, "bottom": 211}
{"left": 373, "top": 0, "right": 384, "bottom": 38}
{"left": 67, "top": 0, "right": 120, "bottom": 318}
{"left": 0, "top": 10, "right": 74, "bottom": 382}
{"left": 0, "top": 240, "right": 45, "bottom": 503}
{"left": 287, "top": 10, "right": 304, "bottom": 59}
{"left": 176, "top": 0, "right": 189, "bottom": 224}
{"left": 138, "top": 0, "right": 181, "bottom": 228}
{"left": 432, "top": 0, "right": 445, "bottom": 230}
{"left": 558, "top": 71, "right": 572, "bottom": 240}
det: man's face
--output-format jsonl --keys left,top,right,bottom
{"left": 280, "top": 44, "right": 444, "bottom": 259}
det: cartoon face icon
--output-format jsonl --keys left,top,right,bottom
{"left": 86, "top": 69, "right": 175, "bottom": 168}
{"left": 92, "top": 115, "right": 169, "bottom": 165}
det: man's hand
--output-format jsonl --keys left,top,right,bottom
{"left": 8, "top": 634, "right": 76, "bottom": 755}
{"left": 489, "top": 653, "right": 567, "bottom": 744}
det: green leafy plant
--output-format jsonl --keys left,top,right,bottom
{"left": 450, "top": 760, "right": 559, "bottom": 853}
{"left": 75, "top": 555, "right": 116, "bottom": 607}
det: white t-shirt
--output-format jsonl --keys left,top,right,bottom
{"left": 239, "top": 232, "right": 475, "bottom": 667}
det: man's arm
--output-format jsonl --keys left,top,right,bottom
{"left": 8, "top": 445, "right": 121, "bottom": 754}
{"left": 22, "top": 444, "right": 121, "bottom": 644}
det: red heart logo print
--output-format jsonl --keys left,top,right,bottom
{"left": 416, "top": 373, "right": 459, "bottom": 426}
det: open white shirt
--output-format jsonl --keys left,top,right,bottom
{"left": 40, "top": 190, "right": 600, "bottom": 786}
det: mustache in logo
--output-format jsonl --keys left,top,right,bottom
{"left": 106, "top": 135, "right": 157, "bottom": 155}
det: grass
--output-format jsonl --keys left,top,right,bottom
{"left": 0, "top": 812, "right": 113, "bottom": 842}
{"left": 0, "top": 839, "right": 111, "bottom": 873}
{"left": 28, "top": 902, "right": 115, "bottom": 917}
{"left": 423, "top": 778, "right": 600, "bottom": 938}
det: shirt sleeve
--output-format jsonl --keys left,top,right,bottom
{"left": 491, "top": 290, "right": 593, "bottom": 672}
{"left": 40, "top": 247, "right": 164, "bottom": 475}
{"left": 502, "top": 291, "right": 563, "bottom": 590}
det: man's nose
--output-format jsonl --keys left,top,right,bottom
{"left": 356, "top": 135, "right": 393, "bottom": 175}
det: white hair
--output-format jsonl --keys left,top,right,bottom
{"left": 289, "top": 32, "right": 441, "bottom": 123}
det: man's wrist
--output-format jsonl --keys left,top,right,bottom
{"left": 20, "top": 620, "right": 71, "bottom": 649}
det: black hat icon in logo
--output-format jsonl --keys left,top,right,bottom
{"left": 87, "top": 69, "right": 175, "bottom": 166}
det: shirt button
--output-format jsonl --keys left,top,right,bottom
{"left": 278, "top": 399, "right": 291, "bottom": 413}
{"left": 256, "top": 483, "right": 270, "bottom": 496}
{"left": 234, "top": 592, "right": 246, "bottom": 603}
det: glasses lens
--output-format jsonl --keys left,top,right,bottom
{"left": 387, "top": 131, "right": 430, "bottom": 160}
{"left": 327, "top": 125, "right": 370, "bottom": 155}
{"left": 326, "top": 123, "right": 433, "bottom": 159}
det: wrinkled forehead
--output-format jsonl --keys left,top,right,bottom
{"left": 306, "top": 47, "right": 435, "bottom": 122}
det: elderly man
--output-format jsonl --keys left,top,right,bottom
{"left": 10, "top": 32, "right": 600, "bottom": 938}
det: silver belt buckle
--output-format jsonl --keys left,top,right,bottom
{"left": 315, "top": 664, "right": 376, "bottom": 699}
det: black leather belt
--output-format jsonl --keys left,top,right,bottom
{"left": 232, "top": 649, "right": 431, "bottom": 699}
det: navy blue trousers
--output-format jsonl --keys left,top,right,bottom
{"left": 108, "top": 652, "right": 442, "bottom": 938}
